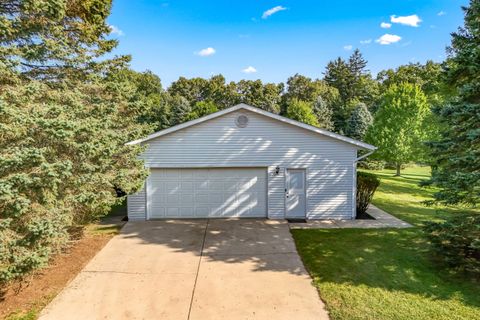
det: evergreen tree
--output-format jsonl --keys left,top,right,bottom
{"left": 0, "top": 0, "right": 119, "bottom": 81}
{"left": 0, "top": 0, "right": 151, "bottom": 284}
{"left": 285, "top": 99, "right": 319, "bottom": 127}
{"left": 426, "top": 0, "right": 480, "bottom": 205}
{"left": 366, "top": 83, "right": 430, "bottom": 176}
{"left": 170, "top": 95, "right": 192, "bottom": 126}
{"left": 312, "top": 97, "right": 334, "bottom": 130}
{"left": 346, "top": 103, "right": 373, "bottom": 140}
{"left": 323, "top": 49, "right": 378, "bottom": 131}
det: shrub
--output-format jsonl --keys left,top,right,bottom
{"left": 424, "top": 214, "right": 480, "bottom": 274}
{"left": 357, "top": 172, "right": 380, "bottom": 216}
{"left": 358, "top": 160, "right": 385, "bottom": 170}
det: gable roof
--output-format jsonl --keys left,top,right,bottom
{"left": 126, "top": 103, "right": 376, "bottom": 150}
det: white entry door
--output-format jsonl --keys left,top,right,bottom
{"left": 285, "top": 169, "right": 307, "bottom": 219}
{"left": 148, "top": 168, "right": 267, "bottom": 219}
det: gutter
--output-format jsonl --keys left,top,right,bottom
{"left": 355, "top": 149, "right": 376, "bottom": 162}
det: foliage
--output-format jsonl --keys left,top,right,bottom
{"left": 324, "top": 50, "right": 378, "bottom": 130}
{"left": 425, "top": 0, "right": 480, "bottom": 206}
{"left": 312, "top": 96, "right": 334, "bottom": 130}
{"left": 377, "top": 61, "right": 446, "bottom": 108}
{"left": 424, "top": 214, "right": 480, "bottom": 274}
{"left": 356, "top": 172, "right": 380, "bottom": 216}
{"left": 0, "top": 0, "right": 118, "bottom": 81}
{"left": 185, "top": 100, "right": 219, "bottom": 121}
{"left": 0, "top": 0, "right": 150, "bottom": 285}
{"left": 345, "top": 102, "right": 373, "bottom": 140}
{"left": 285, "top": 99, "right": 319, "bottom": 126}
{"left": 168, "top": 75, "right": 283, "bottom": 113}
{"left": 236, "top": 80, "right": 284, "bottom": 113}
{"left": 357, "top": 160, "right": 385, "bottom": 170}
{"left": 282, "top": 74, "right": 339, "bottom": 115}
{"left": 169, "top": 95, "right": 191, "bottom": 126}
{"left": 366, "top": 83, "right": 430, "bottom": 176}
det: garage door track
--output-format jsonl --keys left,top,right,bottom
{"left": 40, "top": 219, "right": 328, "bottom": 320}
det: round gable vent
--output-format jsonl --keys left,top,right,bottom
{"left": 235, "top": 114, "right": 249, "bottom": 128}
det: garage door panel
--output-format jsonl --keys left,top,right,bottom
{"left": 149, "top": 168, "right": 267, "bottom": 219}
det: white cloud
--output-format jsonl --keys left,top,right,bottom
{"left": 109, "top": 25, "right": 124, "bottom": 36}
{"left": 195, "top": 47, "right": 216, "bottom": 57}
{"left": 390, "top": 15, "right": 422, "bottom": 27}
{"left": 242, "top": 66, "right": 257, "bottom": 74}
{"left": 343, "top": 45, "right": 353, "bottom": 51}
{"left": 262, "top": 6, "right": 287, "bottom": 19}
{"left": 376, "top": 34, "right": 402, "bottom": 45}
{"left": 380, "top": 22, "right": 391, "bottom": 29}
{"left": 437, "top": 11, "right": 446, "bottom": 16}
{"left": 360, "top": 39, "right": 372, "bottom": 45}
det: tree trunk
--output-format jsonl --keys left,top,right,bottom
{"left": 395, "top": 163, "right": 401, "bottom": 176}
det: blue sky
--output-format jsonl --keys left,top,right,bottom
{"left": 108, "top": 0, "right": 467, "bottom": 87}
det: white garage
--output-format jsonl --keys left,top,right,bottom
{"left": 147, "top": 168, "right": 267, "bottom": 218}
{"left": 127, "top": 103, "right": 376, "bottom": 221}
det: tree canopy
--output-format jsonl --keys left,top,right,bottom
{"left": 366, "top": 83, "right": 430, "bottom": 176}
{"left": 426, "top": 0, "right": 480, "bottom": 205}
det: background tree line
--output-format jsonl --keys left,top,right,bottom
{"left": 1, "top": 0, "right": 478, "bottom": 285}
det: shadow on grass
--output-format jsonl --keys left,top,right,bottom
{"left": 292, "top": 228, "right": 480, "bottom": 308}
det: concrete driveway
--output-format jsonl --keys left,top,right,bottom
{"left": 40, "top": 219, "right": 328, "bottom": 320}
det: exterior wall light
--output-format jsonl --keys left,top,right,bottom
{"left": 275, "top": 166, "right": 280, "bottom": 175}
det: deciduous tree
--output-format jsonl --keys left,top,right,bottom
{"left": 285, "top": 99, "right": 319, "bottom": 127}
{"left": 366, "top": 83, "right": 430, "bottom": 176}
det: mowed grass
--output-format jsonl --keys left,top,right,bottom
{"left": 368, "top": 166, "right": 478, "bottom": 226}
{"left": 292, "top": 166, "right": 480, "bottom": 320}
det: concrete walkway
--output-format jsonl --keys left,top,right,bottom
{"left": 289, "top": 205, "right": 412, "bottom": 229}
{"left": 39, "top": 219, "right": 328, "bottom": 320}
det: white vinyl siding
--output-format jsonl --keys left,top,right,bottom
{"left": 128, "top": 109, "right": 357, "bottom": 220}
{"left": 127, "top": 184, "right": 146, "bottom": 221}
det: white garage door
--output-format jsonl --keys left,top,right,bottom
{"left": 147, "top": 168, "right": 267, "bottom": 219}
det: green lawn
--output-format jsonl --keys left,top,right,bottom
{"left": 292, "top": 166, "right": 480, "bottom": 320}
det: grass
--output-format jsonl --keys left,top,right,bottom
{"left": 292, "top": 166, "right": 480, "bottom": 320}
{"left": 368, "top": 166, "right": 478, "bottom": 226}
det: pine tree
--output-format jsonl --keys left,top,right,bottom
{"left": 426, "top": 0, "right": 480, "bottom": 205}
{"left": 0, "top": 0, "right": 151, "bottom": 284}
{"left": 346, "top": 103, "right": 373, "bottom": 140}
{"left": 312, "top": 97, "right": 334, "bottom": 130}
{"left": 170, "top": 95, "right": 192, "bottom": 126}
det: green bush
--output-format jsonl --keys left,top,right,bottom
{"left": 424, "top": 214, "right": 480, "bottom": 274}
{"left": 356, "top": 172, "right": 380, "bottom": 216}
{"left": 358, "top": 160, "right": 385, "bottom": 170}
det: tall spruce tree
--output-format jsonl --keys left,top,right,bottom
{"left": 323, "top": 49, "right": 378, "bottom": 131}
{"left": 312, "top": 96, "right": 334, "bottom": 130}
{"left": 0, "top": 0, "right": 151, "bottom": 284}
{"left": 346, "top": 103, "right": 373, "bottom": 140}
{"left": 426, "top": 0, "right": 480, "bottom": 205}
{"left": 170, "top": 95, "right": 192, "bottom": 126}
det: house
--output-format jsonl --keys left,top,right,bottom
{"left": 126, "top": 103, "right": 375, "bottom": 221}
